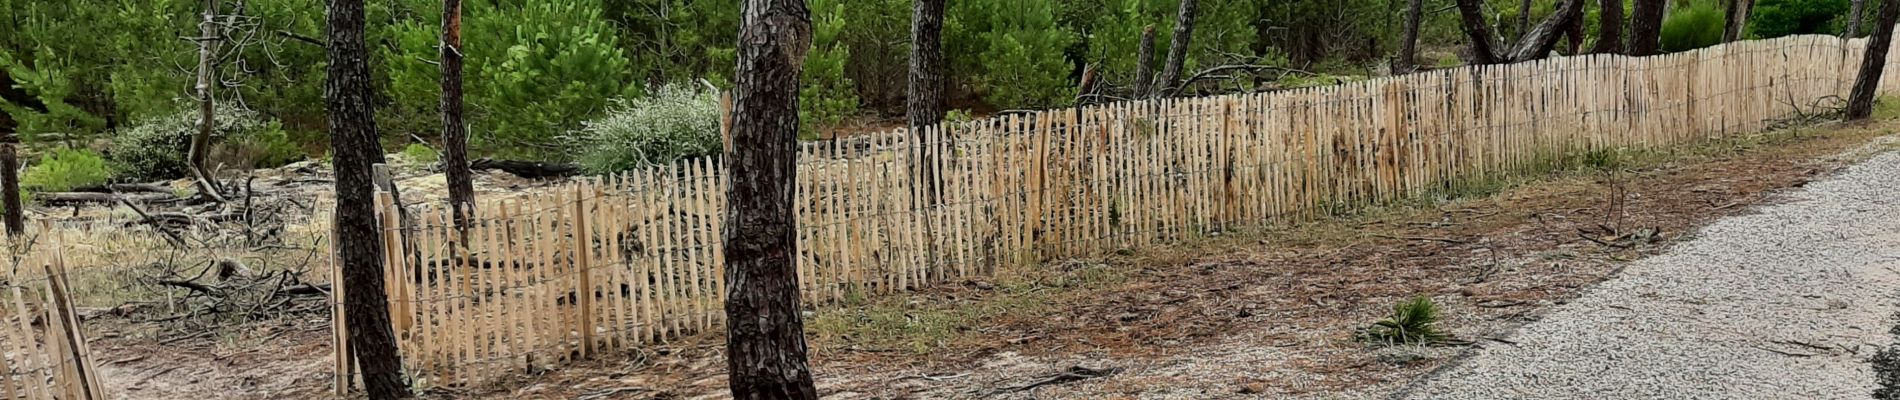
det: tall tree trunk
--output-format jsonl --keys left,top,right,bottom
{"left": 1133, "top": 25, "right": 1158, "bottom": 97}
{"left": 1455, "top": 0, "right": 1507, "bottom": 64}
{"left": 1397, "top": 0, "right": 1425, "bottom": 73}
{"left": 1722, "top": 0, "right": 1753, "bottom": 43}
{"left": 441, "top": 0, "right": 473, "bottom": 229}
{"left": 726, "top": 0, "right": 818, "bottom": 398}
{"left": 907, "top": 0, "right": 945, "bottom": 205}
{"left": 1850, "top": 0, "right": 1868, "bottom": 38}
{"left": 190, "top": 0, "right": 226, "bottom": 203}
{"left": 1629, "top": 0, "right": 1665, "bottom": 56}
{"left": 1506, "top": 0, "right": 1587, "bottom": 61}
{"left": 1847, "top": 0, "right": 1900, "bottom": 120}
{"left": 0, "top": 138, "right": 18, "bottom": 236}
{"left": 1154, "top": 0, "right": 1199, "bottom": 98}
{"left": 0, "top": 71, "right": 38, "bottom": 237}
{"left": 325, "top": 0, "right": 412, "bottom": 397}
{"left": 1518, "top": 0, "right": 1536, "bottom": 40}
{"left": 1594, "top": 0, "right": 1625, "bottom": 53}
{"left": 1565, "top": 6, "right": 1587, "bottom": 54}
{"left": 906, "top": 0, "right": 945, "bottom": 129}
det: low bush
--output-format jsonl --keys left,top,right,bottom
{"left": 110, "top": 109, "right": 302, "bottom": 181}
{"left": 399, "top": 143, "right": 441, "bottom": 166}
{"left": 566, "top": 85, "right": 723, "bottom": 173}
{"left": 1661, "top": 2, "right": 1725, "bottom": 52}
{"left": 24, "top": 148, "right": 112, "bottom": 192}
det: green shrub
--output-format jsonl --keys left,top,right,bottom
{"left": 1360, "top": 296, "right": 1448, "bottom": 345}
{"left": 566, "top": 85, "right": 723, "bottom": 173}
{"left": 24, "top": 148, "right": 111, "bottom": 192}
{"left": 400, "top": 143, "right": 441, "bottom": 165}
{"left": 950, "top": 1, "right": 1078, "bottom": 110}
{"left": 109, "top": 109, "right": 293, "bottom": 181}
{"left": 469, "top": 1, "right": 635, "bottom": 159}
{"left": 1750, "top": 0, "right": 1850, "bottom": 39}
{"left": 803, "top": 0, "right": 862, "bottom": 139}
{"left": 1661, "top": 2, "right": 1726, "bottom": 52}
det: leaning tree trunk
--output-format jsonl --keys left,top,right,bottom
{"left": 1722, "top": 0, "right": 1753, "bottom": 43}
{"left": 1849, "top": 0, "right": 1868, "bottom": 38}
{"left": 1133, "top": 25, "right": 1158, "bottom": 97}
{"left": 907, "top": 0, "right": 945, "bottom": 204}
{"left": 1396, "top": 0, "right": 1425, "bottom": 73}
{"left": 1594, "top": 0, "right": 1626, "bottom": 53}
{"left": 190, "top": 0, "right": 226, "bottom": 203}
{"left": 1847, "top": 0, "right": 1900, "bottom": 120}
{"left": 1505, "top": 0, "right": 1586, "bottom": 62}
{"left": 725, "top": 0, "right": 819, "bottom": 398}
{"left": 325, "top": 0, "right": 412, "bottom": 397}
{"left": 1455, "top": 0, "right": 1507, "bottom": 64}
{"left": 1154, "top": 0, "right": 1199, "bottom": 98}
{"left": 441, "top": 0, "right": 474, "bottom": 230}
{"left": 1630, "top": 0, "right": 1665, "bottom": 56}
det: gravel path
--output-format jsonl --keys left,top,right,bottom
{"left": 1398, "top": 151, "right": 1900, "bottom": 400}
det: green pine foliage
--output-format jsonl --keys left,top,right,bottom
{"left": 1751, "top": 0, "right": 1851, "bottom": 38}
{"left": 1662, "top": 2, "right": 1727, "bottom": 52}
{"left": 802, "top": 0, "right": 862, "bottom": 138}
{"left": 24, "top": 148, "right": 111, "bottom": 192}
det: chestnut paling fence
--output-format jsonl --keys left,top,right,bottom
{"left": 334, "top": 33, "right": 1900, "bottom": 389}
{"left": 1, "top": 233, "right": 108, "bottom": 400}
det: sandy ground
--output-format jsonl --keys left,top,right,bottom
{"left": 72, "top": 121, "right": 1900, "bottom": 399}
{"left": 1397, "top": 151, "right": 1900, "bottom": 399}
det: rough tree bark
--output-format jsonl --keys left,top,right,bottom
{"left": 1565, "top": 6, "right": 1587, "bottom": 54}
{"left": 1154, "top": 0, "right": 1198, "bottom": 98}
{"left": 1722, "top": 0, "right": 1753, "bottom": 43}
{"left": 1847, "top": 0, "right": 1900, "bottom": 120}
{"left": 1133, "top": 25, "right": 1158, "bottom": 97}
{"left": 441, "top": 0, "right": 473, "bottom": 229}
{"left": 907, "top": 0, "right": 945, "bottom": 204}
{"left": 190, "top": 0, "right": 226, "bottom": 203}
{"left": 1455, "top": 0, "right": 1507, "bottom": 64}
{"left": 1629, "top": 0, "right": 1665, "bottom": 56}
{"left": 1850, "top": 0, "right": 1868, "bottom": 38}
{"left": 1594, "top": 0, "right": 1625, "bottom": 53}
{"left": 0, "top": 70, "right": 41, "bottom": 237}
{"left": 1519, "top": 0, "right": 1536, "bottom": 40}
{"left": 1396, "top": 0, "right": 1425, "bottom": 73}
{"left": 1458, "top": 0, "right": 1585, "bottom": 63}
{"left": 0, "top": 138, "right": 18, "bottom": 236}
{"left": 1504, "top": 0, "right": 1586, "bottom": 61}
{"left": 325, "top": 0, "right": 412, "bottom": 397}
{"left": 725, "top": 0, "right": 818, "bottom": 398}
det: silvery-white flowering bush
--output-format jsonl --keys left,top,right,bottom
{"left": 567, "top": 85, "right": 722, "bottom": 173}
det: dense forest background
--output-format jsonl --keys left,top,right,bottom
{"left": 0, "top": 0, "right": 1868, "bottom": 184}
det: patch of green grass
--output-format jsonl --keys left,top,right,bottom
{"left": 807, "top": 263, "right": 1125, "bottom": 355}
{"left": 400, "top": 143, "right": 441, "bottom": 165}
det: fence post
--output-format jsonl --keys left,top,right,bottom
{"left": 572, "top": 182, "right": 594, "bottom": 358}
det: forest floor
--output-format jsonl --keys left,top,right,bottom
{"left": 67, "top": 111, "right": 1900, "bottom": 399}
{"left": 480, "top": 115, "right": 1900, "bottom": 399}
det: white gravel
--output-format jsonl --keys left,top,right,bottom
{"left": 1398, "top": 150, "right": 1900, "bottom": 399}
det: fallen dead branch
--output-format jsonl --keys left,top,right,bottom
{"left": 470, "top": 158, "right": 582, "bottom": 179}
{"left": 992, "top": 366, "right": 1122, "bottom": 394}
{"left": 39, "top": 191, "right": 178, "bottom": 205}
